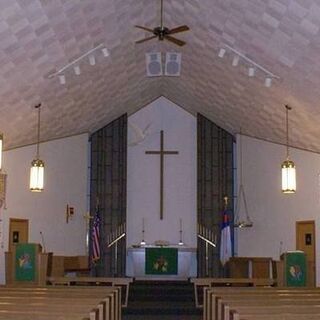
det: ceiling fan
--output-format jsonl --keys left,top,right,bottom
{"left": 135, "top": 0, "right": 190, "bottom": 46}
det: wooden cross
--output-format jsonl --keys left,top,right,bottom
{"left": 145, "top": 130, "right": 179, "bottom": 220}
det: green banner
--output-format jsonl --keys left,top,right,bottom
{"left": 15, "top": 243, "right": 36, "bottom": 282}
{"left": 145, "top": 248, "right": 178, "bottom": 275}
{"left": 285, "top": 251, "right": 306, "bottom": 287}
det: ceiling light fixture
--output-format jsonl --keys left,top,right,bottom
{"left": 232, "top": 55, "right": 239, "bottom": 67}
{"left": 248, "top": 67, "right": 255, "bottom": 77}
{"left": 218, "top": 44, "right": 279, "bottom": 87}
{"left": 89, "top": 55, "right": 96, "bottom": 66}
{"left": 58, "top": 74, "right": 66, "bottom": 85}
{"left": 102, "top": 48, "right": 109, "bottom": 57}
{"left": 282, "top": 105, "right": 296, "bottom": 194}
{"left": 265, "top": 77, "right": 272, "bottom": 87}
{"left": 30, "top": 104, "right": 44, "bottom": 192}
{"left": 74, "top": 65, "right": 81, "bottom": 75}
{"left": 47, "top": 43, "right": 109, "bottom": 84}
{"left": 218, "top": 48, "right": 226, "bottom": 58}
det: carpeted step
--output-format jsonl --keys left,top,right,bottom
{"left": 123, "top": 280, "right": 201, "bottom": 316}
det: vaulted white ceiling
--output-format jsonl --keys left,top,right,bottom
{"left": 2, "top": 0, "right": 320, "bottom": 153}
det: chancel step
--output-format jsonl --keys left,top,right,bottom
{"left": 123, "top": 280, "right": 201, "bottom": 318}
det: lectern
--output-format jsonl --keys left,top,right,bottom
{"left": 279, "top": 251, "right": 307, "bottom": 287}
{"left": 5, "top": 243, "right": 50, "bottom": 286}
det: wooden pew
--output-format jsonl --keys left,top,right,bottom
{"left": 0, "top": 286, "right": 121, "bottom": 320}
{"left": 47, "top": 276, "right": 132, "bottom": 307}
{"left": 203, "top": 287, "right": 320, "bottom": 320}
{"left": 191, "top": 277, "right": 275, "bottom": 308}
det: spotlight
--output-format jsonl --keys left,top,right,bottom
{"left": 58, "top": 74, "right": 66, "bottom": 85}
{"left": 248, "top": 67, "right": 255, "bottom": 77}
{"left": 218, "top": 48, "right": 226, "bottom": 58}
{"left": 102, "top": 48, "right": 109, "bottom": 57}
{"left": 265, "top": 77, "right": 272, "bottom": 87}
{"left": 232, "top": 55, "right": 239, "bottom": 67}
{"left": 74, "top": 65, "right": 81, "bottom": 75}
{"left": 89, "top": 55, "right": 96, "bottom": 66}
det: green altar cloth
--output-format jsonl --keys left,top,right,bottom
{"left": 145, "top": 247, "right": 178, "bottom": 275}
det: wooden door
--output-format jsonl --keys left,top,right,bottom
{"left": 296, "top": 220, "right": 316, "bottom": 287}
{"left": 8, "top": 218, "right": 29, "bottom": 252}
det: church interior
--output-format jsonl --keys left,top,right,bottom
{"left": 1, "top": 0, "right": 320, "bottom": 319}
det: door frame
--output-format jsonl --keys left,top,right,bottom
{"left": 8, "top": 218, "right": 29, "bottom": 251}
{"left": 296, "top": 220, "right": 316, "bottom": 286}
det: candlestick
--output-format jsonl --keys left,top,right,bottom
{"left": 140, "top": 218, "right": 146, "bottom": 245}
{"left": 179, "top": 218, "right": 184, "bottom": 246}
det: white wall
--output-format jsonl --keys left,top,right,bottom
{"left": 127, "top": 97, "right": 197, "bottom": 247}
{"left": 0, "top": 133, "right": 88, "bottom": 284}
{"left": 236, "top": 134, "right": 320, "bottom": 285}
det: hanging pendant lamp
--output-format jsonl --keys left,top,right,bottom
{"left": 29, "top": 104, "right": 44, "bottom": 192}
{"left": 234, "top": 131, "right": 253, "bottom": 228}
{"left": 281, "top": 105, "right": 296, "bottom": 193}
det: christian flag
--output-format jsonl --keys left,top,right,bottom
{"left": 91, "top": 207, "right": 101, "bottom": 262}
{"left": 220, "top": 210, "right": 232, "bottom": 266}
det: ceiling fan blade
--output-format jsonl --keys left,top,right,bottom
{"left": 169, "top": 25, "right": 190, "bottom": 34}
{"left": 164, "top": 35, "right": 186, "bottom": 46}
{"left": 135, "top": 25, "right": 154, "bottom": 33}
{"left": 135, "top": 35, "right": 158, "bottom": 44}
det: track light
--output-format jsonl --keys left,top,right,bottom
{"left": 102, "top": 48, "right": 109, "bottom": 57}
{"left": 265, "top": 77, "right": 272, "bottom": 87}
{"left": 58, "top": 74, "right": 66, "bottom": 85}
{"left": 89, "top": 55, "right": 96, "bottom": 66}
{"left": 74, "top": 65, "right": 81, "bottom": 75}
{"left": 217, "top": 44, "right": 279, "bottom": 86}
{"left": 47, "top": 43, "right": 109, "bottom": 82}
{"left": 232, "top": 55, "right": 239, "bottom": 67}
{"left": 248, "top": 67, "right": 255, "bottom": 77}
{"left": 218, "top": 48, "right": 226, "bottom": 58}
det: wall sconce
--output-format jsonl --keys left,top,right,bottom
{"left": 217, "top": 44, "right": 279, "bottom": 87}
{"left": 66, "top": 204, "right": 75, "bottom": 223}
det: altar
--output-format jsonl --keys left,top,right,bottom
{"left": 126, "top": 246, "right": 197, "bottom": 280}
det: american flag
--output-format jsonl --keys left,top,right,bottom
{"left": 91, "top": 207, "right": 101, "bottom": 262}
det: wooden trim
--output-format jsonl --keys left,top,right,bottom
{"left": 8, "top": 218, "right": 29, "bottom": 251}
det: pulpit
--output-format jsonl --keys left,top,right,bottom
{"left": 277, "top": 251, "right": 307, "bottom": 287}
{"left": 126, "top": 246, "right": 197, "bottom": 279}
{"left": 5, "top": 243, "right": 50, "bottom": 286}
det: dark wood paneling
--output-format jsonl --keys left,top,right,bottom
{"left": 90, "top": 114, "right": 127, "bottom": 276}
{"left": 197, "top": 114, "right": 234, "bottom": 277}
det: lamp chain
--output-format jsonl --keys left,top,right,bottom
{"left": 35, "top": 103, "right": 41, "bottom": 159}
{"left": 285, "top": 105, "right": 291, "bottom": 159}
{"left": 160, "top": 0, "right": 163, "bottom": 29}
